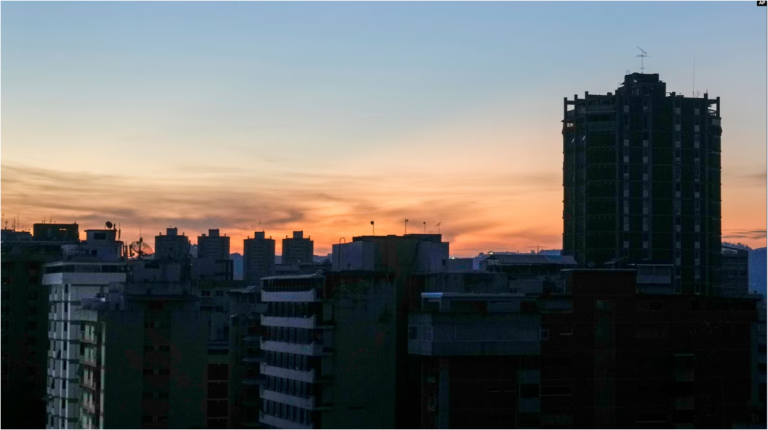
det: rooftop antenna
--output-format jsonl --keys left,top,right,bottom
{"left": 693, "top": 52, "right": 696, "bottom": 97}
{"left": 404, "top": 219, "right": 409, "bottom": 235}
{"left": 636, "top": 47, "right": 649, "bottom": 73}
{"left": 423, "top": 222, "right": 426, "bottom": 234}
{"left": 436, "top": 222, "right": 441, "bottom": 234}
{"left": 370, "top": 221, "right": 375, "bottom": 235}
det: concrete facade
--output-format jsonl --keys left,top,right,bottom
{"left": 42, "top": 229, "right": 126, "bottom": 429}
{"left": 258, "top": 272, "right": 400, "bottom": 429}
{"left": 76, "top": 280, "right": 207, "bottom": 429}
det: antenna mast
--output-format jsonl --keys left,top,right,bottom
{"left": 636, "top": 47, "right": 649, "bottom": 73}
{"left": 693, "top": 52, "right": 696, "bottom": 97}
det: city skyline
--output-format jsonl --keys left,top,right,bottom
{"left": 2, "top": 2, "right": 766, "bottom": 256}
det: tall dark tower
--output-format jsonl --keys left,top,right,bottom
{"left": 243, "top": 231, "right": 275, "bottom": 284}
{"left": 562, "top": 73, "right": 722, "bottom": 294}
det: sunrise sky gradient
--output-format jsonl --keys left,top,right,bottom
{"left": 2, "top": 2, "right": 766, "bottom": 256}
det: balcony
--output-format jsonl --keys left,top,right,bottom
{"left": 262, "top": 289, "right": 318, "bottom": 303}
{"left": 261, "top": 389, "right": 324, "bottom": 411}
{"left": 259, "top": 411, "right": 314, "bottom": 429}
{"left": 261, "top": 363, "right": 327, "bottom": 384}
{"left": 80, "top": 336, "right": 98, "bottom": 345}
{"left": 260, "top": 339, "right": 330, "bottom": 356}
{"left": 82, "top": 378, "right": 99, "bottom": 391}
{"left": 81, "top": 401, "right": 98, "bottom": 415}
{"left": 261, "top": 314, "right": 331, "bottom": 329}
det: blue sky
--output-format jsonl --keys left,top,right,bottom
{"left": 2, "top": 2, "right": 765, "bottom": 254}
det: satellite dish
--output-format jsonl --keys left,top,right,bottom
{"left": 106, "top": 221, "right": 113, "bottom": 229}
{"left": 129, "top": 237, "right": 154, "bottom": 259}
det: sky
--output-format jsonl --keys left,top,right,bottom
{"left": 2, "top": 1, "right": 766, "bottom": 256}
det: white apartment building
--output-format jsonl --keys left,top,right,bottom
{"left": 43, "top": 228, "right": 125, "bottom": 429}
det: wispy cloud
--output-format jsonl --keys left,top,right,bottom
{"left": 723, "top": 229, "right": 767, "bottom": 240}
{"left": 723, "top": 170, "right": 766, "bottom": 187}
{"left": 2, "top": 162, "right": 563, "bottom": 255}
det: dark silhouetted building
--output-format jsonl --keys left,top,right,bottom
{"left": 546, "top": 269, "right": 757, "bottom": 428}
{"left": 257, "top": 234, "right": 449, "bottom": 429}
{"left": 563, "top": 73, "right": 722, "bottom": 295}
{"left": 193, "top": 229, "right": 233, "bottom": 281}
{"left": 408, "top": 268, "right": 759, "bottom": 429}
{"left": 282, "top": 231, "right": 313, "bottom": 265}
{"left": 1, "top": 224, "right": 79, "bottom": 429}
{"left": 154, "top": 227, "right": 191, "bottom": 261}
{"left": 243, "top": 232, "right": 275, "bottom": 285}
{"left": 720, "top": 244, "right": 749, "bottom": 297}
{"left": 227, "top": 285, "right": 268, "bottom": 428}
{"left": 76, "top": 263, "right": 207, "bottom": 429}
{"left": 198, "top": 229, "right": 230, "bottom": 259}
{"left": 33, "top": 223, "right": 80, "bottom": 242}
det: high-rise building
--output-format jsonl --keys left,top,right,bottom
{"left": 76, "top": 263, "right": 207, "bottom": 429}
{"left": 563, "top": 73, "right": 722, "bottom": 294}
{"left": 193, "top": 229, "right": 233, "bottom": 281}
{"left": 243, "top": 232, "right": 275, "bottom": 285}
{"left": 281, "top": 231, "right": 313, "bottom": 266}
{"left": 198, "top": 229, "right": 230, "bottom": 260}
{"left": 255, "top": 234, "right": 448, "bottom": 429}
{"left": 227, "top": 285, "right": 268, "bottom": 428}
{"left": 258, "top": 272, "right": 399, "bottom": 429}
{"left": 719, "top": 244, "right": 749, "bottom": 297}
{"left": 154, "top": 227, "right": 191, "bottom": 261}
{"left": 1, "top": 224, "right": 79, "bottom": 429}
{"left": 43, "top": 228, "right": 126, "bottom": 429}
